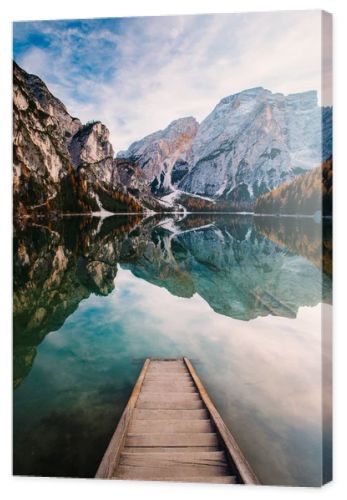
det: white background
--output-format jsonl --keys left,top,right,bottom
{"left": 1, "top": 0, "right": 346, "bottom": 499}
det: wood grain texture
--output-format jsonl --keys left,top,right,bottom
{"left": 133, "top": 408, "right": 209, "bottom": 420}
{"left": 96, "top": 358, "right": 259, "bottom": 485}
{"left": 183, "top": 357, "right": 260, "bottom": 485}
{"left": 119, "top": 451, "right": 227, "bottom": 466}
{"left": 147, "top": 368, "right": 187, "bottom": 372}
{"left": 144, "top": 376, "right": 192, "bottom": 382}
{"left": 114, "top": 463, "right": 229, "bottom": 479}
{"left": 129, "top": 419, "right": 213, "bottom": 433}
{"left": 114, "top": 467, "right": 237, "bottom": 483}
{"left": 125, "top": 433, "right": 219, "bottom": 447}
{"left": 137, "top": 392, "right": 201, "bottom": 401}
{"left": 136, "top": 399, "right": 204, "bottom": 410}
{"left": 142, "top": 382, "right": 196, "bottom": 391}
{"left": 123, "top": 446, "right": 220, "bottom": 453}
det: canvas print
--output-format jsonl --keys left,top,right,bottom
{"left": 13, "top": 11, "right": 332, "bottom": 486}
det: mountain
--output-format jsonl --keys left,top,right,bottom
{"left": 13, "top": 61, "right": 332, "bottom": 215}
{"left": 180, "top": 88, "right": 331, "bottom": 204}
{"left": 254, "top": 157, "right": 332, "bottom": 216}
{"left": 117, "top": 117, "right": 198, "bottom": 195}
{"left": 119, "top": 87, "right": 332, "bottom": 209}
{"left": 13, "top": 62, "right": 166, "bottom": 216}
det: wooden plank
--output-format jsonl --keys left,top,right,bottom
{"left": 145, "top": 371, "right": 190, "bottom": 376}
{"left": 121, "top": 475, "right": 237, "bottom": 484}
{"left": 148, "top": 368, "right": 187, "bottom": 372}
{"left": 133, "top": 408, "right": 209, "bottom": 420}
{"left": 96, "top": 357, "right": 258, "bottom": 485}
{"left": 95, "top": 359, "right": 151, "bottom": 478}
{"left": 145, "top": 377, "right": 195, "bottom": 387}
{"left": 145, "top": 372, "right": 191, "bottom": 377}
{"left": 123, "top": 446, "right": 220, "bottom": 453}
{"left": 141, "top": 388, "right": 197, "bottom": 396}
{"left": 141, "top": 388, "right": 197, "bottom": 395}
{"left": 183, "top": 357, "right": 260, "bottom": 485}
{"left": 120, "top": 451, "right": 227, "bottom": 467}
{"left": 129, "top": 419, "right": 213, "bottom": 434}
{"left": 142, "top": 381, "right": 195, "bottom": 390}
{"left": 125, "top": 433, "right": 219, "bottom": 447}
{"left": 136, "top": 399, "right": 203, "bottom": 410}
{"left": 140, "top": 387, "right": 198, "bottom": 394}
{"left": 142, "top": 380, "right": 197, "bottom": 392}
{"left": 146, "top": 371, "right": 192, "bottom": 381}
{"left": 145, "top": 376, "right": 192, "bottom": 382}
{"left": 150, "top": 360, "right": 185, "bottom": 366}
{"left": 114, "top": 463, "right": 229, "bottom": 479}
{"left": 148, "top": 361, "right": 186, "bottom": 366}
{"left": 147, "top": 365, "right": 188, "bottom": 371}
{"left": 144, "top": 375, "right": 192, "bottom": 382}
{"left": 137, "top": 392, "right": 201, "bottom": 401}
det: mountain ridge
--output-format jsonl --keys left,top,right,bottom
{"left": 119, "top": 86, "right": 332, "bottom": 209}
{"left": 13, "top": 61, "right": 332, "bottom": 216}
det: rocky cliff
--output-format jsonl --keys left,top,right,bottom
{"left": 180, "top": 88, "right": 329, "bottom": 204}
{"left": 117, "top": 117, "right": 198, "bottom": 195}
{"left": 13, "top": 61, "right": 332, "bottom": 214}
{"left": 119, "top": 87, "right": 332, "bottom": 210}
{"left": 13, "top": 62, "right": 166, "bottom": 216}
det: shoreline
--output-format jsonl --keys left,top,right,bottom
{"left": 14, "top": 211, "right": 332, "bottom": 221}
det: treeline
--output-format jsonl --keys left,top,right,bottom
{"left": 254, "top": 157, "right": 332, "bottom": 216}
{"left": 177, "top": 193, "right": 252, "bottom": 212}
{"left": 97, "top": 186, "right": 143, "bottom": 213}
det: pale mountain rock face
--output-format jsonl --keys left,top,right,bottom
{"left": 179, "top": 88, "right": 332, "bottom": 204}
{"left": 69, "top": 121, "right": 119, "bottom": 189}
{"left": 13, "top": 62, "right": 166, "bottom": 215}
{"left": 13, "top": 61, "right": 81, "bottom": 197}
{"left": 14, "top": 62, "right": 82, "bottom": 143}
{"left": 69, "top": 121, "right": 114, "bottom": 167}
{"left": 117, "top": 117, "right": 198, "bottom": 195}
{"left": 13, "top": 60, "right": 332, "bottom": 214}
{"left": 118, "top": 87, "right": 331, "bottom": 208}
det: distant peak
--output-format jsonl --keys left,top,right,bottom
{"left": 167, "top": 116, "right": 198, "bottom": 128}
{"left": 219, "top": 87, "right": 269, "bottom": 105}
{"left": 242, "top": 86, "right": 266, "bottom": 93}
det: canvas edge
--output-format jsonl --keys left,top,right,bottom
{"left": 321, "top": 9, "right": 333, "bottom": 487}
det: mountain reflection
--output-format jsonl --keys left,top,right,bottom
{"left": 13, "top": 214, "right": 332, "bottom": 387}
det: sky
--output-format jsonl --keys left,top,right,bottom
{"left": 13, "top": 11, "right": 326, "bottom": 152}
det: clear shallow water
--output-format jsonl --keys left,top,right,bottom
{"left": 13, "top": 214, "right": 332, "bottom": 485}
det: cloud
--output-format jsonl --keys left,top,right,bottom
{"left": 13, "top": 11, "right": 325, "bottom": 151}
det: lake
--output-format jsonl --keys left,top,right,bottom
{"left": 13, "top": 213, "right": 332, "bottom": 485}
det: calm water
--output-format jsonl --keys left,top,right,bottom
{"left": 13, "top": 214, "right": 332, "bottom": 485}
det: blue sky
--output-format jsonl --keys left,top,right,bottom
{"left": 13, "top": 12, "right": 325, "bottom": 151}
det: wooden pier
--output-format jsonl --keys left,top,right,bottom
{"left": 96, "top": 358, "right": 259, "bottom": 485}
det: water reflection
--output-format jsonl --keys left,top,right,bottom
{"left": 13, "top": 214, "right": 331, "bottom": 388}
{"left": 13, "top": 214, "right": 332, "bottom": 485}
